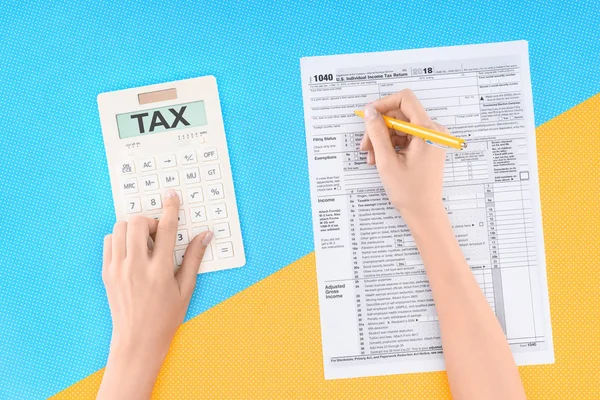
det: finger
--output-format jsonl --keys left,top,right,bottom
{"left": 363, "top": 105, "right": 397, "bottom": 169}
{"left": 360, "top": 109, "right": 408, "bottom": 152}
{"left": 176, "top": 231, "right": 213, "bottom": 299}
{"left": 126, "top": 216, "right": 150, "bottom": 258}
{"left": 366, "top": 150, "right": 375, "bottom": 165}
{"left": 154, "top": 189, "right": 180, "bottom": 261}
{"left": 147, "top": 217, "right": 159, "bottom": 251}
{"left": 391, "top": 136, "right": 408, "bottom": 149}
{"left": 147, "top": 217, "right": 159, "bottom": 236}
{"left": 433, "top": 121, "right": 450, "bottom": 134}
{"left": 112, "top": 221, "right": 127, "bottom": 260}
{"left": 102, "top": 234, "right": 112, "bottom": 278}
{"left": 386, "top": 108, "right": 409, "bottom": 122}
{"left": 371, "top": 89, "right": 433, "bottom": 127}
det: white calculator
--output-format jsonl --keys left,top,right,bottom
{"left": 97, "top": 76, "right": 245, "bottom": 273}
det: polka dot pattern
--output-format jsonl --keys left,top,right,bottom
{"left": 53, "top": 93, "right": 600, "bottom": 397}
{"left": 0, "top": 1, "right": 599, "bottom": 398}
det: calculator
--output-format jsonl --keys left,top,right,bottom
{"left": 97, "top": 76, "right": 245, "bottom": 273}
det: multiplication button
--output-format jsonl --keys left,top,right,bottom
{"left": 216, "top": 242, "right": 233, "bottom": 258}
{"left": 190, "top": 206, "right": 207, "bottom": 223}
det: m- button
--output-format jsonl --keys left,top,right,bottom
{"left": 201, "top": 148, "right": 218, "bottom": 161}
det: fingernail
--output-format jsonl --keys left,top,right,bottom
{"left": 201, "top": 231, "right": 213, "bottom": 246}
{"left": 359, "top": 135, "right": 366, "bottom": 150}
{"left": 364, "top": 105, "right": 378, "bottom": 121}
{"left": 164, "top": 189, "right": 177, "bottom": 198}
{"left": 366, "top": 152, "right": 373, "bottom": 164}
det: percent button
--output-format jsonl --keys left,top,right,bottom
{"left": 207, "top": 183, "right": 224, "bottom": 200}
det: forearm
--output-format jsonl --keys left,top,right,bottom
{"left": 97, "top": 339, "right": 167, "bottom": 400}
{"left": 405, "top": 205, "right": 525, "bottom": 400}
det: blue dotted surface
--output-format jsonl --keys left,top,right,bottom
{"left": 0, "top": 1, "right": 599, "bottom": 398}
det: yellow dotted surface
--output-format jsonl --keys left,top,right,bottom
{"left": 53, "top": 94, "right": 600, "bottom": 399}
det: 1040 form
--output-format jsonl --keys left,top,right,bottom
{"left": 300, "top": 41, "right": 553, "bottom": 379}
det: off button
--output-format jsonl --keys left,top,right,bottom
{"left": 201, "top": 148, "right": 218, "bottom": 161}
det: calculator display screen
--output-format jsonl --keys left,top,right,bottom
{"left": 116, "top": 100, "right": 207, "bottom": 139}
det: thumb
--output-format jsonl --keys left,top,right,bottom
{"left": 176, "top": 231, "right": 213, "bottom": 298}
{"left": 363, "top": 105, "right": 396, "bottom": 168}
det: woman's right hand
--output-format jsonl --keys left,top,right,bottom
{"left": 360, "top": 89, "right": 448, "bottom": 223}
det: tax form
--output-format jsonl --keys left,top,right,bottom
{"left": 300, "top": 41, "right": 554, "bottom": 379}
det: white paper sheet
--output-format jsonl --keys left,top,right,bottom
{"left": 300, "top": 41, "right": 554, "bottom": 379}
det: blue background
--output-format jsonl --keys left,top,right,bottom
{"left": 0, "top": 1, "right": 599, "bottom": 398}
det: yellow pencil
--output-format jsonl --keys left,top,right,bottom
{"left": 354, "top": 110, "right": 467, "bottom": 150}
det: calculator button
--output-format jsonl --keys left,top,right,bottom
{"left": 175, "top": 249, "right": 185, "bottom": 266}
{"left": 201, "top": 148, "right": 218, "bottom": 161}
{"left": 205, "top": 165, "right": 221, "bottom": 181}
{"left": 187, "top": 188, "right": 203, "bottom": 204}
{"left": 120, "top": 160, "right": 135, "bottom": 175}
{"left": 183, "top": 167, "right": 201, "bottom": 185}
{"left": 125, "top": 198, "right": 142, "bottom": 214}
{"left": 216, "top": 242, "right": 234, "bottom": 259}
{"left": 159, "top": 154, "right": 177, "bottom": 168}
{"left": 190, "top": 206, "right": 207, "bottom": 223}
{"left": 176, "top": 229, "right": 189, "bottom": 246}
{"left": 209, "top": 203, "right": 227, "bottom": 220}
{"left": 142, "top": 175, "right": 159, "bottom": 191}
{"left": 180, "top": 150, "right": 198, "bottom": 165}
{"left": 207, "top": 183, "right": 224, "bottom": 200}
{"left": 139, "top": 158, "right": 156, "bottom": 172}
{"left": 144, "top": 194, "right": 162, "bottom": 211}
{"left": 192, "top": 226, "right": 209, "bottom": 237}
{"left": 122, "top": 178, "right": 138, "bottom": 194}
{"left": 161, "top": 171, "right": 180, "bottom": 188}
{"left": 202, "top": 244, "right": 214, "bottom": 262}
{"left": 175, "top": 190, "right": 183, "bottom": 205}
{"left": 213, "top": 222, "right": 231, "bottom": 239}
{"left": 178, "top": 209, "right": 186, "bottom": 225}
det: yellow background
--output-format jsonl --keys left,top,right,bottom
{"left": 53, "top": 94, "right": 600, "bottom": 399}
